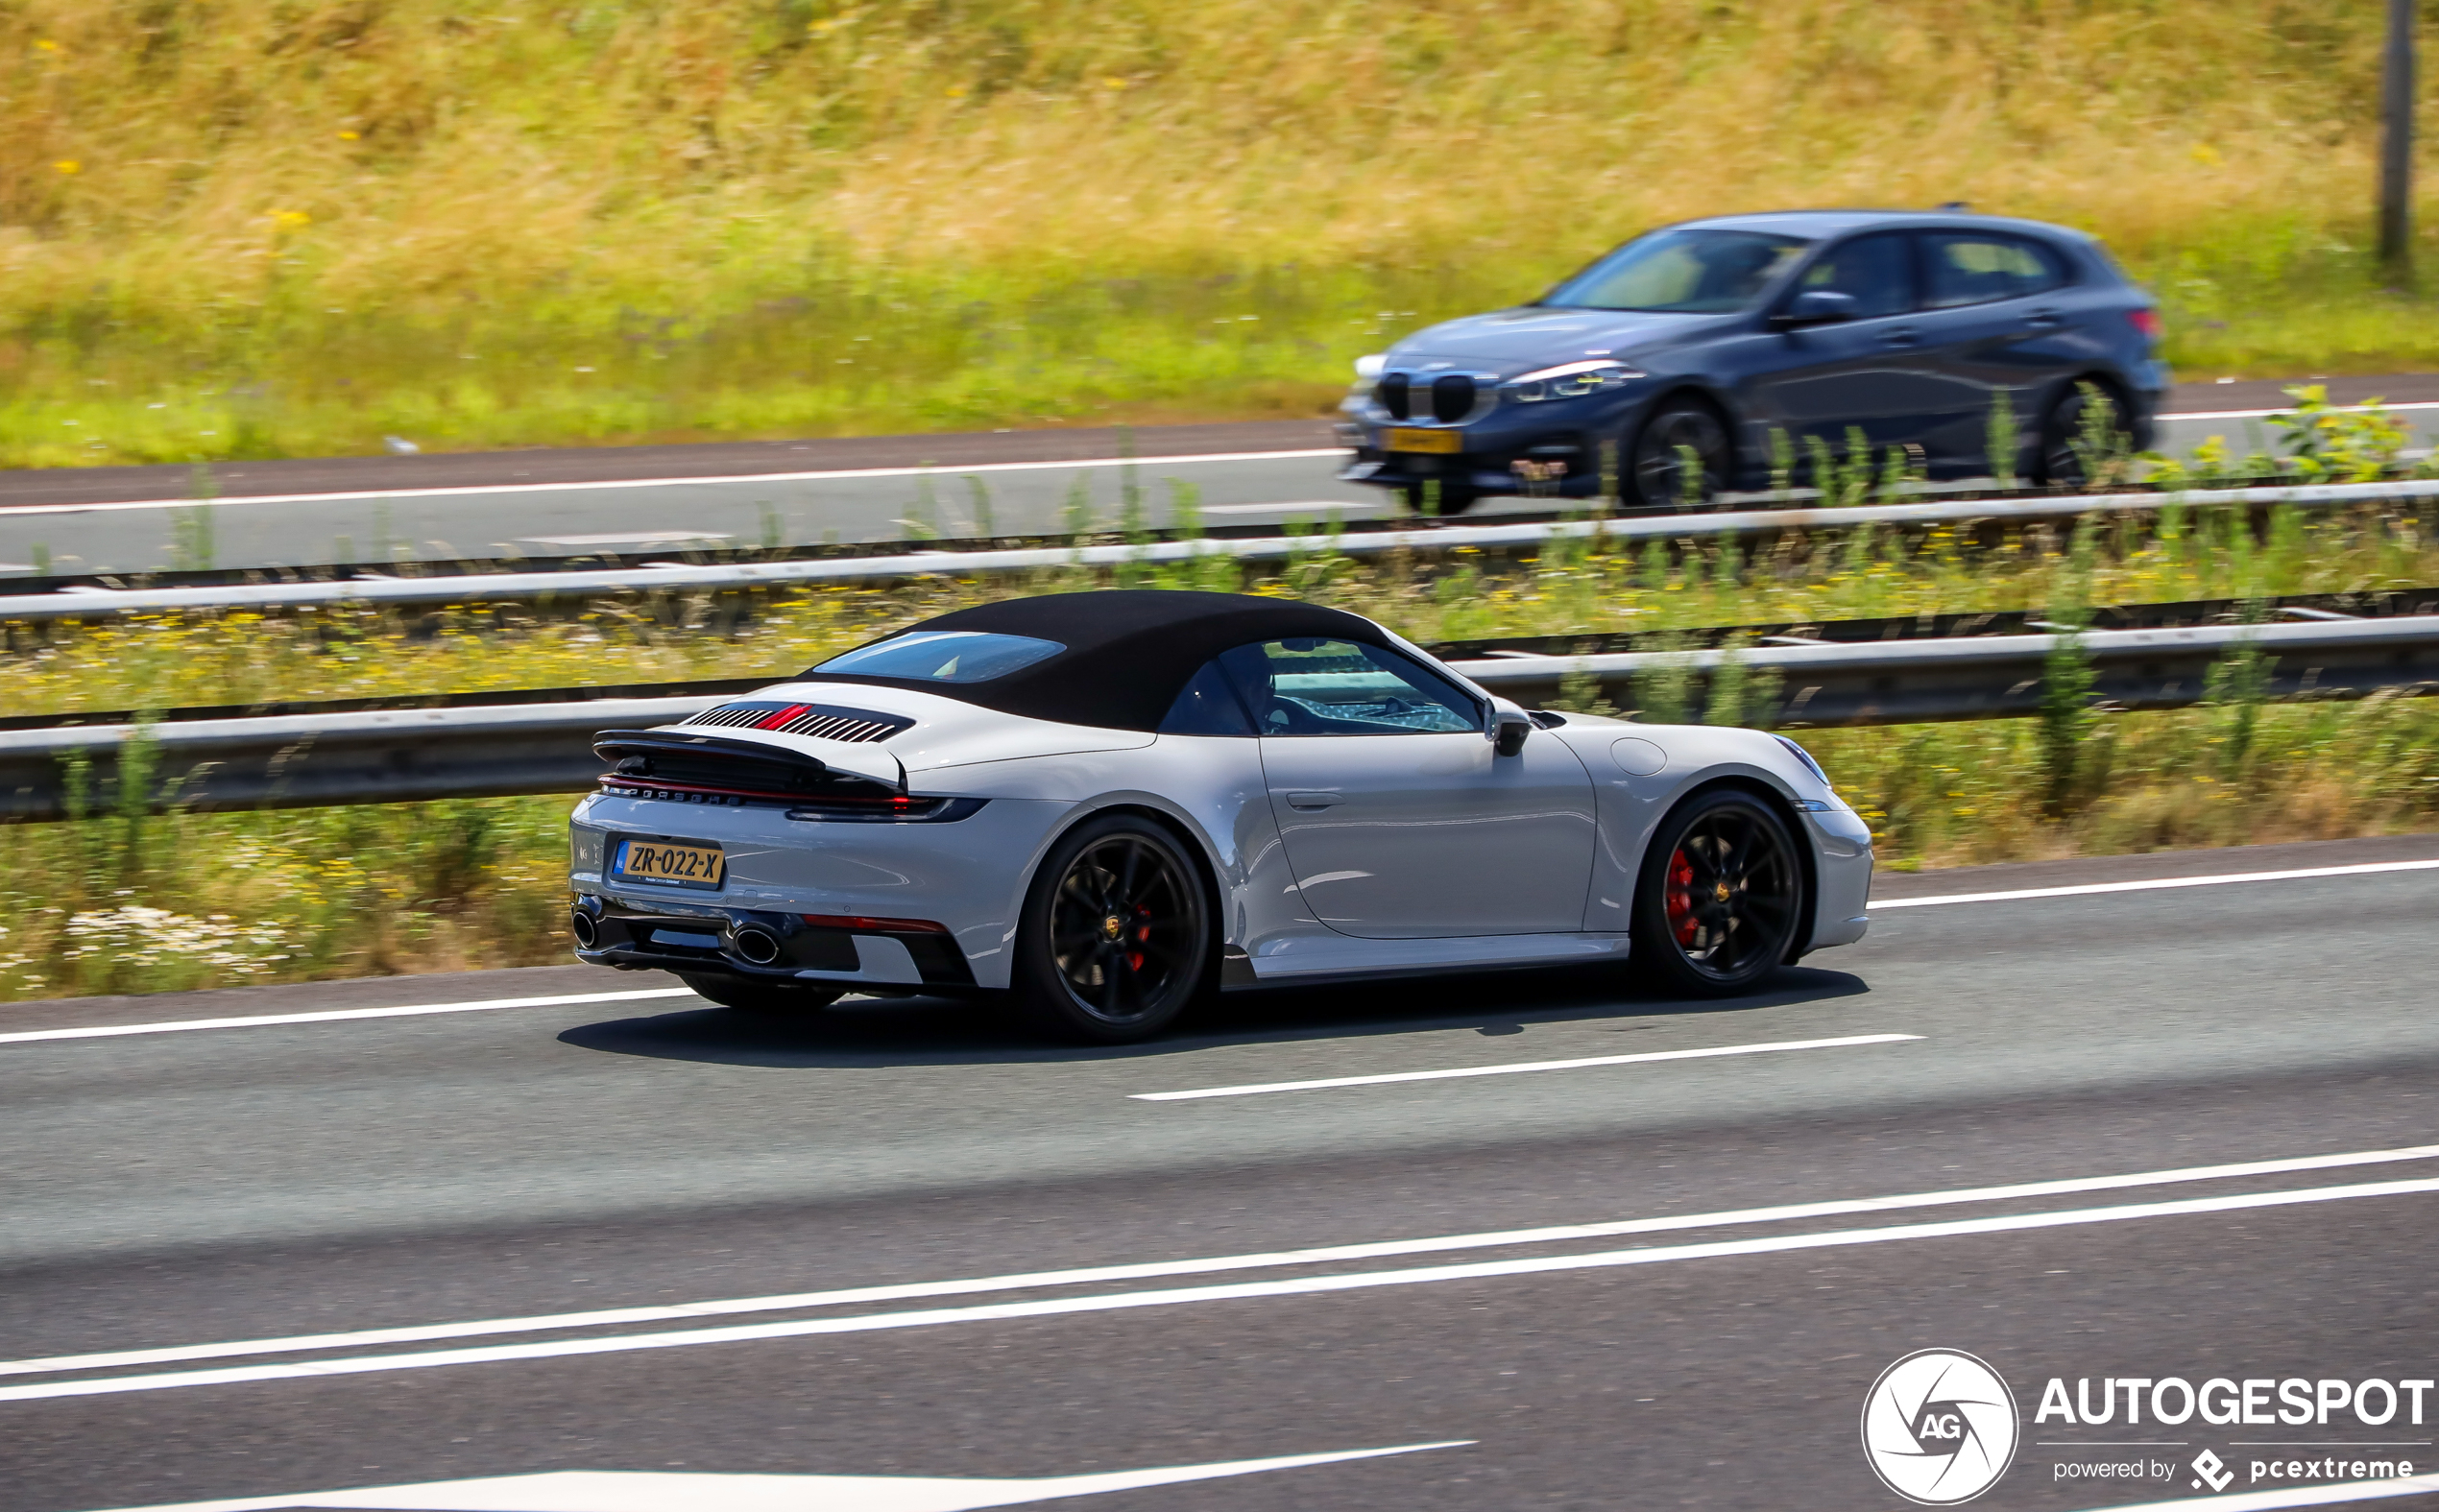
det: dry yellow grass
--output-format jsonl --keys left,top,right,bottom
{"left": 0, "top": 1, "right": 2429, "bottom": 463}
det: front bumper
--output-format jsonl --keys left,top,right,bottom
{"left": 1801, "top": 804, "right": 1874, "bottom": 951}
{"left": 1338, "top": 394, "right": 1646, "bottom": 500}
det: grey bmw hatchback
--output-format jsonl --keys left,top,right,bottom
{"left": 1340, "top": 209, "right": 2169, "bottom": 513}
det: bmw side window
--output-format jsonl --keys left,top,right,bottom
{"left": 1923, "top": 234, "right": 2067, "bottom": 308}
{"left": 1218, "top": 639, "right": 1480, "bottom": 736}
{"left": 1157, "top": 658, "right": 1257, "bottom": 736}
{"left": 1796, "top": 232, "right": 1916, "bottom": 320}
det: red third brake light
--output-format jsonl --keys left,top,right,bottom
{"left": 2128, "top": 307, "right": 2162, "bottom": 341}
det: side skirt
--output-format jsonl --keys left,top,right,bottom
{"left": 1239, "top": 932, "right": 1631, "bottom": 989}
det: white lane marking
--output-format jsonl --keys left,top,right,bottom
{"left": 1199, "top": 499, "right": 1385, "bottom": 515}
{"left": 59, "top": 1443, "right": 1469, "bottom": 1512}
{"left": 2162, "top": 401, "right": 2439, "bottom": 422}
{"left": 10, "top": 1174, "right": 2435, "bottom": 1404}
{"left": 0, "top": 987, "right": 697, "bottom": 1045}
{"left": 2071, "top": 1471, "right": 2439, "bottom": 1512}
{"left": 7, "top": 400, "right": 2423, "bottom": 521}
{"left": 0, "top": 449, "right": 1349, "bottom": 517}
{"left": 518, "top": 530, "right": 735, "bottom": 546}
{"left": 12, "top": 1142, "right": 2435, "bottom": 1381}
{"left": 1130, "top": 1032, "right": 1919, "bottom": 1100}
{"left": 1872, "top": 858, "right": 2439, "bottom": 911}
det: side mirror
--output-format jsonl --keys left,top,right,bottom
{"left": 1774, "top": 289, "right": 1859, "bottom": 328}
{"left": 1490, "top": 708, "right": 1533, "bottom": 757}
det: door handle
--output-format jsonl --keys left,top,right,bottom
{"left": 1285, "top": 791, "right": 1340, "bottom": 810}
{"left": 2025, "top": 307, "right": 2064, "bottom": 328}
{"left": 1879, "top": 326, "right": 1920, "bottom": 347}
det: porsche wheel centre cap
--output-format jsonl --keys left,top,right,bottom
{"left": 1102, "top": 915, "right": 1123, "bottom": 939}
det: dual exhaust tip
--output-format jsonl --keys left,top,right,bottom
{"left": 568, "top": 908, "right": 784, "bottom": 966}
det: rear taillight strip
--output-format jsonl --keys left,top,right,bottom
{"left": 800, "top": 912, "right": 950, "bottom": 934}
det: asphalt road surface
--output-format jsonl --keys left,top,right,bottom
{"left": 5, "top": 833, "right": 2439, "bottom": 1511}
{"left": 1, "top": 374, "right": 2433, "bottom": 578}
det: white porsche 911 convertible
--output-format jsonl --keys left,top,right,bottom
{"left": 567, "top": 589, "right": 1873, "bottom": 1042}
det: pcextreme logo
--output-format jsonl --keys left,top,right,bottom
{"left": 1862, "top": 1349, "right": 2022, "bottom": 1505}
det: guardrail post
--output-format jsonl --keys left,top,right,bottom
{"left": 2381, "top": 0, "right": 2418, "bottom": 279}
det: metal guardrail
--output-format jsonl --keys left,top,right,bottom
{"left": 0, "top": 698, "right": 714, "bottom": 822}
{"left": 1461, "top": 613, "right": 2439, "bottom": 725}
{"left": 3, "top": 615, "right": 2433, "bottom": 822}
{"left": 1, "top": 477, "right": 2434, "bottom": 624}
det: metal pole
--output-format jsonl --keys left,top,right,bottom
{"left": 2379, "top": 0, "right": 2417, "bottom": 276}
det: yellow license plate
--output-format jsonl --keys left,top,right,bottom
{"left": 1385, "top": 426, "right": 1463, "bottom": 455}
{"left": 614, "top": 838, "right": 724, "bottom": 888}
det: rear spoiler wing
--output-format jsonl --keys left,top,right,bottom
{"left": 592, "top": 730, "right": 906, "bottom": 800}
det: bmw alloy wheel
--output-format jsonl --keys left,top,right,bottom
{"left": 2038, "top": 382, "right": 2125, "bottom": 486}
{"left": 1630, "top": 400, "right": 1730, "bottom": 509}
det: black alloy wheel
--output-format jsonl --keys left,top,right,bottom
{"left": 1629, "top": 398, "right": 1732, "bottom": 509}
{"left": 2035, "top": 381, "right": 2124, "bottom": 487}
{"left": 1630, "top": 788, "right": 1804, "bottom": 996}
{"left": 1014, "top": 814, "right": 1213, "bottom": 1044}
{"left": 1396, "top": 480, "right": 1481, "bottom": 516}
{"left": 676, "top": 972, "right": 847, "bottom": 1014}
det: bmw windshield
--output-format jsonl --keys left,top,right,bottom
{"left": 1541, "top": 228, "right": 1812, "bottom": 314}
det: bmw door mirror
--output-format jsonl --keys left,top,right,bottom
{"left": 1773, "top": 289, "right": 1859, "bottom": 328}
{"left": 1490, "top": 708, "right": 1532, "bottom": 757}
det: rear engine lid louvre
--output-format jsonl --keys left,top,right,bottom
{"left": 592, "top": 730, "right": 906, "bottom": 802}
{"left": 683, "top": 701, "right": 912, "bottom": 743}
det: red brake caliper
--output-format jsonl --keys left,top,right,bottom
{"left": 1666, "top": 848, "right": 1699, "bottom": 946}
{"left": 1130, "top": 904, "right": 1150, "bottom": 972}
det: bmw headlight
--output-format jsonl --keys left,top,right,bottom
{"left": 1503, "top": 358, "right": 1645, "bottom": 403}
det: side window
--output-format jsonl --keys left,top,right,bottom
{"left": 1798, "top": 232, "right": 1916, "bottom": 320}
{"left": 1218, "top": 638, "right": 1481, "bottom": 736}
{"left": 1157, "top": 658, "right": 1256, "bottom": 736}
{"left": 1922, "top": 234, "right": 2067, "bottom": 308}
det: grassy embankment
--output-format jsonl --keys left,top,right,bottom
{"left": 5, "top": 503, "right": 2438, "bottom": 1001}
{"left": 2, "top": 0, "right": 2437, "bottom": 468}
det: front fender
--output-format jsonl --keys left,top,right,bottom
{"left": 1553, "top": 723, "right": 1867, "bottom": 949}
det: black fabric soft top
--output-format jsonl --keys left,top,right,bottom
{"left": 796, "top": 589, "right": 1390, "bottom": 731}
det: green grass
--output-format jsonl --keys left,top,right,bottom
{"left": 2, "top": 0, "right": 2436, "bottom": 468}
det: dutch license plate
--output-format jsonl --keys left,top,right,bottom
{"left": 613, "top": 838, "right": 724, "bottom": 888}
{"left": 1384, "top": 426, "right": 1463, "bottom": 454}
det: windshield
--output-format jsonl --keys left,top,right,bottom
{"left": 811, "top": 631, "right": 1064, "bottom": 684}
{"left": 1542, "top": 228, "right": 1813, "bottom": 313}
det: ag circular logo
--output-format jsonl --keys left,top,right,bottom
{"left": 1860, "top": 1348, "right": 2020, "bottom": 1504}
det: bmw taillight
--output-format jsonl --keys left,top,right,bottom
{"left": 2127, "top": 307, "right": 2162, "bottom": 342}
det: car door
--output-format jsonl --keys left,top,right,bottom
{"left": 1219, "top": 637, "right": 1597, "bottom": 939}
{"left": 1908, "top": 231, "right": 2082, "bottom": 467}
{"left": 1743, "top": 230, "right": 1955, "bottom": 468}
